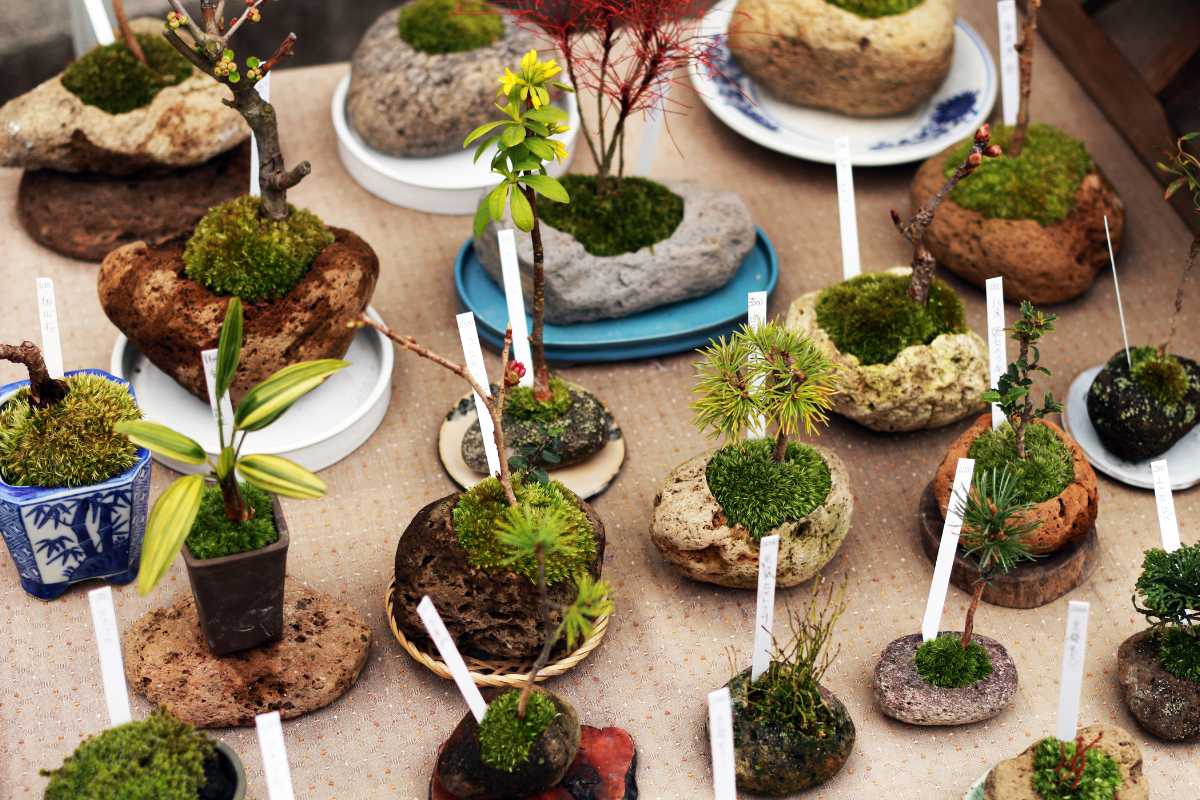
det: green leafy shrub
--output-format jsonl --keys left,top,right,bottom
{"left": 914, "top": 634, "right": 992, "bottom": 688}
{"left": 706, "top": 438, "right": 831, "bottom": 541}
{"left": 814, "top": 272, "right": 966, "bottom": 365}
{"left": 506, "top": 376, "right": 571, "bottom": 423}
{"left": 42, "top": 711, "right": 215, "bottom": 800}
{"left": 1130, "top": 346, "right": 1189, "bottom": 406}
{"left": 946, "top": 124, "right": 1093, "bottom": 226}
{"left": 825, "top": 0, "right": 923, "bottom": 17}
{"left": 968, "top": 422, "right": 1074, "bottom": 504}
{"left": 1157, "top": 627, "right": 1200, "bottom": 683}
{"left": 61, "top": 34, "right": 192, "bottom": 114}
{"left": 1030, "top": 736, "right": 1122, "bottom": 800}
{"left": 538, "top": 175, "right": 684, "bottom": 257}
{"left": 477, "top": 689, "right": 559, "bottom": 772}
{"left": 398, "top": 0, "right": 504, "bottom": 55}
{"left": 186, "top": 481, "right": 278, "bottom": 559}
{"left": 1134, "top": 544, "right": 1200, "bottom": 681}
{"left": 183, "top": 196, "right": 334, "bottom": 302}
{"left": 0, "top": 373, "right": 140, "bottom": 488}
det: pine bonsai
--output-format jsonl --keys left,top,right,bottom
{"left": 1134, "top": 543, "right": 1200, "bottom": 682}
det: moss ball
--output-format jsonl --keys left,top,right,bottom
{"left": 1130, "top": 347, "right": 1189, "bottom": 406}
{"left": 183, "top": 196, "right": 334, "bottom": 302}
{"left": 706, "top": 438, "right": 832, "bottom": 542}
{"left": 946, "top": 123, "right": 1094, "bottom": 226}
{"left": 967, "top": 421, "right": 1074, "bottom": 505}
{"left": 398, "top": 0, "right": 504, "bottom": 55}
{"left": 825, "top": 0, "right": 923, "bottom": 17}
{"left": 478, "top": 689, "right": 559, "bottom": 773}
{"left": 185, "top": 481, "right": 278, "bottom": 559}
{"left": 814, "top": 271, "right": 967, "bottom": 366}
{"left": 538, "top": 175, "right": 684, "bottom": 257}
{"left": 914, "top": 634, "right": 992, "bottom": 688}
{"left": 1031, "top": 736, "right": 1122, "bottom": 800}
{"left": 61, "top": 34, "right": 192, "bottom": 115}
{"left": 0, "top": 373, "right": 141, "bottom": 488}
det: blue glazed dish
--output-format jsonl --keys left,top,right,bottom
{"left": 0, "top": 369, "right": 151, "bottom": 601}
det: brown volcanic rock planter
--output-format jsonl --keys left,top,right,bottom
{"left": 1118, "top": 629, "right": 1200, "bottom": 741}
{"left": 933, "top": 416, "right": 1098, "bottom": 555}
{"left": 98, "top": 227, "right": 378, "bottom": 402}
{"left": 983, "top": 724, "right": 1149, "bottom": 800}
{"left": 911, "top": 148, "right": 1124, "bottom": 304}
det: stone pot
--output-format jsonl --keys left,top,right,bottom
{"left": 98, "top": 227, "right": 379, "bottom": 403}
{"left": 183, "top": 496, "right": 289, "bottom": 657}
{"left": 1117, "top": 629, "right": 1200, "bottom": 742}
{"left": 727, "top": 0, "right": 955, "bottom": 117}
{"left": 982, "top": 724, "right": 1149, "bottom": 800}
{"left": 0, "top": 369, "right": 151, "bottom": 601}
{"left": 873, "top": 632, "right": 1017, "bottom": 726}
{"left": 933, "top": 415, "right": 1099, "bottom": 555}
{"left": 787, "top": 267, "right": 989, "bottom": 432}
{"left": 475, "top": 180, "right": 756, "bottom": 324}
{"left": 911, "top": 145, "right": 1125, "bottom": 305}
{"left": 1087, "top": 350, "right": 1200, "bottom": 463}
{"left": 207, "top": 741, "right": 248, "bottom": 800}
{"left": 650, "top": 444, "right": 852, "bottom": 589}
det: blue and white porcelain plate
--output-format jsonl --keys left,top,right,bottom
{"left": 688, "top": 0, "right": 997, "bottom": 166}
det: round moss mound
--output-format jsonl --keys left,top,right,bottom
{"left": 967, "top": 422, "right": 1074, "bottom": 505}
{"left": 914, "top": 634, "right": 992, "bottom": 689}
{"left": 815, "top": 272, "right": 966, "bottom": 366}
{"left": 826, "top": 0, "right": 923, "bottom": 17}
{"left": 186, "top": 482, "right": 278, "bottom": 559}
{"left": 1031, "top": 736, "right": 1122, "bottom": 800}
{"left": 398, "top": 0, "right": 504, "bottom": 55}
{"left": 1130, "top": 346, "right": 1189, "bottom": 406}
{"left": 478, "top": 689, "right": 558, "bottom": 773}
{"left": 506, "top": 376, "right": 572, "bottom": 424}
{"left": 183, "top": 196, "right": 334, "bottom": 303}
{"left": 452, "top": 476, "right": 597, "bottom": 585}
{"left": 734, "top": 663, "right": 840, "bottom": 737}
{"left": 61, "top": 34, "right": 192, "bottom": 114}
{"left": 538, "top": 175, "right": 685, "bottom": 257}
{"left": 0, "top": 373, "right": 141, "bottom": 488}
{"left": 946, "top": 123, "right": 1094, "bottom": 226}
{"left": 706, "top": 438, "right": 832, "bottom": 542}
{"left": 42, "top": 711, "right": 215, "bottom": 800}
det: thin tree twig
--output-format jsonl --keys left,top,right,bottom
{"left": 0, "top": 342, "right": 68, "bottom": 408}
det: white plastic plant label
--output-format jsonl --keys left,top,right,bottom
{"left": 985, "top": 277, "right": 1006, "bottom": 430}
{"left": 707, "top": 687, "right": 736, "bottom": 800}
{"left": 418, "top": 596, "right": 488, "bottom": 723}
{"left": 456, "top": 312, "right": 501, "bottom": 477}
{"left": 255, "top": 711, "right": 296, "bottom": 800}
{"left": 834, "top": 137, "right": 861, "bottom": 280}
{"left": 36, "top": 278, "right": 66, "bottom": 380}
{"left": 923, "top": 458, "right": 975, "bottom": 642}
{"left": 88, "top": 586, "right": 132, "bottom": 726}
{"left": 635, "top": 89, "right": 667, "bottom": 178}
{"left": 497, "top": 229, "right": 534, "bottom": 388}
{"left": 746, "top": 291, "right": 768, "bottom": 439}
{"left": 1104, "top": 216, "right": 1132, "bottom": 367}
{"left": 249, "top": 74, "right": 271, "bottom": 197}
{"left": 751, "top": 534, "right": 780, "bottom": 681}
{"left": 1055, "top": 600, "right": 1090, "bottom": 742}
{"left": 1151, "top": 460, "right": 1181, "bottom": 553}
{"left": 997, "top": 0, "right": 1019, "bottom": 126}
{"left": 81, "top": 0, "right": 115, "bottom": 45}
{"left": 200, "top": 349, "right": 235, "bottom": 443}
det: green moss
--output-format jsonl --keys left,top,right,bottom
{"left": 1156, "top": 627, "right": 1200, "bottom": 683}
{"left": 61, "top": 34, "right": 192, "bottom": 114}
{"left": 706, "top": 438, "right": 832, "bottom": 542}
{"left": 398, "top": 0, "right": 504, "bottom": 54}
{"left": 967, "top": 422, "right": 1074, "bottom": 505}
{"left": 914, "top": 634, "right": 992, "bottom": 688}
{"left": 0, "top": 374, "right": 141, "bottom": 488}
{"left": 538, "top": 175, "right": 684, "bottom": 257}
{"left": 506, "top": 376, "right": 571, "bottom": 424}
{"left": 946, "top": 124, "right": 1094, "bottom": 226}
{"left": 814, "top": 272, "right": 966, "bottom": 366}
{"left": 183, "top": 196, "right": 334, "bottom": 303}
{"left": 452, "top": 476, "right": 596, "bottom": 585}
{"left": 1031, "top": 737, "right": 1122, "bottom": 800}
{"left": 186, "top": 482, "right": 278, "bottom": 559}
{"left": 735, "top": 663, "right": 839, "bottom": 738}
{"left": 478, "top": 689, "right": 558, "bottom": 772}
{"left": 1130, "top": 346, "right": 1188, "bottom": 406}
{"left": 825, "top": 0, "right": 923, "bottom": 17}
{"left": 42, "top": 710, "right": 215, "bottom": 800}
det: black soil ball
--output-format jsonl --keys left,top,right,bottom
{"left": 1087, "top": 348, "right": 1200, "bottom": 462}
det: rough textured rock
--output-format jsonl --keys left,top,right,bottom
{"left": 873, "top": 632, "right": 1017, "bottom": 726}
{"left": 462, "top": 383, "right": 611, "bottom": 473}
{"left": 1118, "top": 629, "right": 1200, "bottom": 741}
{"left": 983, "top": 724, "right": 1148, "bottom": 800}
{"left": 97, "top": 227, "right": 379, "bottom": 402}
{"left": 933, "top": 415, "right": 1099, "bottom": 555}
{"left": 1087, "top": 350, "right": 1200, "bottom": 462}
{"left": 347, "top": 7, "right": 540, "bottom": 157}
{"left": 476, "top": 180, "right": 755, "bottom": 324}
{"left": 0, "top": 19, "right": 247, "bottom": 175}
{"left": 17, "top": 140, "right": 250, "bottom": 263}
{"left": 123, "top": 578, "right": 372, "bottom": 728}
{"left": 392, "top": 492, "right": 605, "bottom": 663}
{"left": 650, "top": 445, "right": 852, "bottom": 589}
{"left": 912, "top": 146, "right": 1125, "bottom": 304}
{"left": 787, "top": 268, "right": 988, "bottom": 432}
{"left": 727, "top": 0, "right": 955, "bottom": 116}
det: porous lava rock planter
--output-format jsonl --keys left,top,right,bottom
{"left": 1087, "top": 348, "right": 1200, "bottom": 463}
{"left": 982, "top": 725, "right": 1148, "bottom": 800}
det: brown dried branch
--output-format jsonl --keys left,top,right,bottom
{"left": 260, "top": 33, "right": 297, "bottom": 76}
{"left": 1010, "top": 0, "right": 1041, "bottom": 158}
{"left": 1164, "top": 235, "right": 1198, "bottom": 354}
{"left": 0, "top": 342, "right": 68, "bottom": 408}
{"left": 111, "top": 0, "right": 146, "bottom": 65}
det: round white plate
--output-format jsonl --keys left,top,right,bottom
{"left": 965, "top": 773, "right": 987, "bottom": 799}
{"left": 331, "top": 72, "right": 580, "bottom": 214}
{"left": 110, "top": 308, "right": 393, "bottom": 474}
{"left": 688, "top": 0, "right": 997, "bottom": 166}
{"left": 1063, "top": 366, "right": 1200, "bottom": 490}
{"left": 437, "top": 392, "right": 625, "bottom": 499}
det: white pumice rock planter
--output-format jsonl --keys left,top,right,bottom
{"left": 649, "top": 445, "right": 852, "bottom": 589}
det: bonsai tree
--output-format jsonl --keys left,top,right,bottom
{"left": 1155, "top": 132, "right": 1199, "bottom": 369}
{"left": 1030, "top": 732, "right": 1122, "bottom": 800}
{"left": 1134, "top": 543, "right": 1200, "bottom": 683}
{"left": 116, "top": 298, "right": 345, "bottom": 594}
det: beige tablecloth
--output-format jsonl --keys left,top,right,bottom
{"left": 2, "top": 2, "right": 1197, "bottom": 797}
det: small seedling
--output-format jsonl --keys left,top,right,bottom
{"left": 981, "top": 301, "right": 1063, "bottom": 459}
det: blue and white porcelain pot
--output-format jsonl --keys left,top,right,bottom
{"left": 0, "top": 369, "right": 151, "bottom": 600}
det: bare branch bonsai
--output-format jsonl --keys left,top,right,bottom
{"left": 0, "top": 342, "right": 68, "bottom": 408}
{"left": 1009, "top": 0, "right": 1041, "bottom": 158}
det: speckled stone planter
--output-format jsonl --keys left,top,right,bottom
{"left": 1117, "top": 629, "right": 1200, "bottom": 741}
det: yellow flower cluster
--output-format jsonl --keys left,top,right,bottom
{"left": 499, "top": 49, "right": 562, "bottom": 109}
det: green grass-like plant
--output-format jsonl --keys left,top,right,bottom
{"left": 538, "top": 175, "right": 684, "bottom": 257}
{"left": 914, "top": 634, "right": 992, "bottom": 688}
{"left": 0, "top": 373, "right": 140, "bottom": 488}
{"left": 398, "top": 0, "right": 504, "bottom": 55}
{"left": 183, "top": 195, "right": 334, "bottom": 303}
{"left": 814, "top": 272, "right": 966, "bottom": 365}
{"left": 506, "top": 376, "right": 572, "bottom": 423}
{"left": 825, "top": 0, "right": 923, "bottom": 18}
{"left": 478, "top": 689, "right": 559, "bottom": 772}
{"left": 42, "top": 710, "right": 215, "bottom": 800}
{"left": 968, "top": 422, "right": 1073, "bottom": 505}
{"left": 61, "top": 34, "right": 192, "bottom": 114}
{"left": 186, "top": 481, "right": 278, "bottom": 559}
{"left": 706, "top": 439, "right": 831, "bottom": 541}
{"left": 1031, "top": 735, "right": 1122, "bottom": 800}
{"left": 1130, "top": 346, "right": 1189, "bottom": 406}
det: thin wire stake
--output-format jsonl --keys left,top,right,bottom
{"left": 1104, "top": 215, "right": 1131, "bottom": 367}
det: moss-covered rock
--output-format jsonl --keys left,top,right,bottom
{"left": 914, "top": 633, "right": 992, "bottom": 688}
{"left": 538, "top": 175, "right": 685, "bottom": 257}
{"left": 706, "top": 439, "right": 832, "bottom": 542}
{"left": 477, "top": 689, "right": 559, "bottom": 772}
{"left": 826, "top": 0, "right": 923, "bottom": 17}
{"left": 983, "top": 724, "right": 1147, "bottom": 800}
{"left": 967, "top": 422, "right": 1075, "bottom": 505}
{"left": 1118, "top": 629, "right": 1200, "bottom": 741}
{"left": 398, "top": 0, "right": 504, "bottom": 55}
{"left": 61, "top": 34, "right": 192, "bottom": 115}
{"left": 186, "top": 482, "right": 279, "bottom": 560}
{"left": 1087, "top": 347, "right": 1200, "bottom": 462}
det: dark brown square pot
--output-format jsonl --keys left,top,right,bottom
{"left": 183, "top": 496, "right": 289, "bottom": 657}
